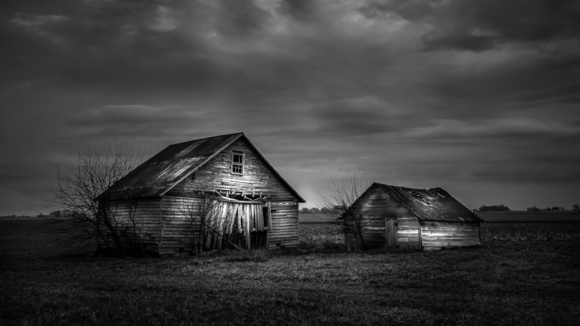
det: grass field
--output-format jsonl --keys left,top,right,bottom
{"left": 299, "top": 212, "right": 580, "bottom": 223}
{"left": 1, "top": 219, "right": 580, "bottom": 325}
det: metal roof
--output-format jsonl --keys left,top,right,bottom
{"left": 99, "top": 133, "right": 305, "bottom": 202}
{"left": 369, "top": 183, "right": 481, "bottom": 222}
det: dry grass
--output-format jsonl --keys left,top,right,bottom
{"left": 1, "top": 219, "right": 579, "bottom": 325}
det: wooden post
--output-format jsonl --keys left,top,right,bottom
{"left": 246, "top": 205, "right": 251, "bottom": 249}
{"left": 267, "top": 202, "right": 273, "bottom": 231}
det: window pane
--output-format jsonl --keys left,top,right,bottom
{"left": 232, "top": 152, "right": 243, "bottom": 174}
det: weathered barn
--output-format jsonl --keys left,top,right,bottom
{"left": 97, "top": 133, "right": 304, "bottom": 255}
{"left": 348, "top": 183, "right": 482, "bottom": 251}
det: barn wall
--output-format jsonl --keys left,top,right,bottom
{"left": 167, "top": 138, "right": 298, "bottom": 202}
{"left": 268, "top": 201, "right": 299, "bottom": 249}
{"left": 351, "top": 187, "right": 422, "bottom": 250}
{"left": 159, "top": 196, "right": 204, "bottom": 256}
{"left": 420, "top": 221, "right": 481, "bottom": 251}
{"left": 106, "top": 198, "right": 162, "bottom": 251}
{"left": 158, "top": 197, "right": 299, "bottom": 255}
{"left": 160, "top": 136, "right": 302, "bottom": 252}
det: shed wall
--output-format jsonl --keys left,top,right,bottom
{"left": 420, "top": 221, "right": 481, "bottom": 251}
{"left": 354, "top": 187, "right": 422, "bottom": 250}
{"left": 268, "top": 201, "right": 299, "bottom": 249}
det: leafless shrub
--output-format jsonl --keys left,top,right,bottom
{"left": 320, "top": 172, "right": 369, "bottom": 250}
{"left": 46, "top": 142, "right": 145, "bottom": 256}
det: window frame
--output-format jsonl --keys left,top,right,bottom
{"left": 231, "top": 151, "right": 245, "bottom": 175}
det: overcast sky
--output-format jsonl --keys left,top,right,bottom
{"left": 1, "top": 0, "right": 579, "bottom": 215}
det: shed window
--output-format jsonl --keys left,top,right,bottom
{"left": 231, "top": 151, "right": 244, "bottom": 174}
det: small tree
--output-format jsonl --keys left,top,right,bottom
{"left": 321, "top": 173, "right": 369, "bottom": 250}
{"left": 46, "top": 142, "right": 144, "bottom": 255}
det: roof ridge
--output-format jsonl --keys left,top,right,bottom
{"left": 374, "top": 182, "right": 430, "bottom": 192}
{"left": 168, "top": 132, "right": 244, "bottom": 147}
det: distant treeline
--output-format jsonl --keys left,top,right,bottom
{"left": 474, "top": 204, "right": 579, "bottom": 212}
{"left": 526, "top": 206, "right": 573, "bottom": 212}
{"left": 475, "top": 205, "right": 511, "bottom": 212}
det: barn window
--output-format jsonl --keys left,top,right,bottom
{"left": 231, "top": 151, "right": 244, "bottom": 174}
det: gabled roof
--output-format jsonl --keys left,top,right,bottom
{"left": 364, "top": 183, "right": 481, "bottom": 222}
{"left": 99, "top": 133, "right": 304, "bottom": 202}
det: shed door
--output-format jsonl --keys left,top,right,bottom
{"left": 385, "top": 217, "right": 397, "bottom": 249}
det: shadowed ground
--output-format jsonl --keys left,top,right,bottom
{"left": 1, "top": 218, "right": 579, "bottom": 325}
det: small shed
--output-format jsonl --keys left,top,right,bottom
{"left": 349, "top": 183, "right": 482, "bottom": 251}
{"left": 97, "top": 132, "right": 304, "bottom": 255}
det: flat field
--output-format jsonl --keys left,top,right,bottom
{"left": 299, "top": 212, "right": 580, "bottom": 223}
{"left": 477, "top": 212, "right": 580, "bottom": 222}
{"left": 1, "top": 219, "right": 580, "bottom": 326}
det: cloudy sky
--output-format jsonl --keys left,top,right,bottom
{"left": 1, "top": 0, "right": 579, "bottom": 215}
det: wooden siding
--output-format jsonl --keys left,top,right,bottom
{"left": 158, "top": 197, "right": 299, "bottom": 255}
{"left": 159, "top": 196, "right": 203, "bottom": 255}
{"left": 420, "top": 221, "right": 481, "bottom": 251}
{"left": 167, "top": 138, "right": 298, "bottom": 202}
{"left": 268, "top": 202, "right": 299, "bottom": 249}
{"left": 352, "top": 187, "right": 421, "bottom": 250}
{"left": 397, "top": 216, "right": 421, "bottom": 250}
{"left": 106, "top": 198, "right": 162, "bottom": 251}
{"left": 349, "top": 186, "right": 482, "bottom": 251}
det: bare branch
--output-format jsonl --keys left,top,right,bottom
{"left": 45, "top": 141, "right": 145, "bottom": 255}
{"left": 320, "top": 172, "right": 369, "bottom": 250}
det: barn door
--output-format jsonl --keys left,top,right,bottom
{"left": 385, "top": 217, "right": 397, "bottom": 249}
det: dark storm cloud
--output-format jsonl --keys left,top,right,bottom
{"left": 277, "top": 0, "right": 318, "bottom": 21}
{"left": 359, "top": 0, "right": 580, "bottom": 51}
{"left": 216, "top": 0, "right": 272, "bottom": 37}
{"left": 0, "top": 0, "right": 247, "bottom": 93}
{"left": 1, "top": 0, "right": 579, "bottom": 214}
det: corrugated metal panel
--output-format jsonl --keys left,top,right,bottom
{"left": 374, "top": 183, "right": 481, "bottom": 222}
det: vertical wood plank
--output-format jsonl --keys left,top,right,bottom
{"left": 385, "top": 218, "right": 397, "bottom": 249}
{"left": 267, "top": 201, "right": 273, "bottom": 231}
{"left": 246, "top": 205, "right": 251, "bottom": 249}
{"left": 385, "top": 218, "right": 388, "bottom": 249}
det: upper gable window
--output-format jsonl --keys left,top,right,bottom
{"left": 231, "top": 151, "right": 244, "bottom": 174}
